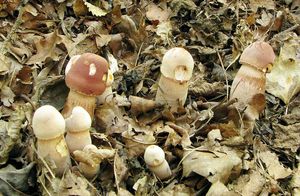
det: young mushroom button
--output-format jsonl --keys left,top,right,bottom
{"left": 230, "top": 41, "right": 275, "bottom": 120}
{"left": 32, "top": 105, "right": 71, "bottom": 177}
{"left": 65, "top": 106, "right": 92, "bottom": 153}
{"left": 155, "top": 47, "right": 194, "bottom": 111}
{"left": 62, "top": 53, "right": 109, "bottom": 119}
{"left": 144, "top": 145, "right": 172, "bottom": 180}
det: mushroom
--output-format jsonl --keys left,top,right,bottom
{"left": 65, "top": 106, "right": 92, "bottom": 153}
{"left": 32, "top": 105, "right": 71, "bottom": 176}
{"left": 97, "top": 69, "right": 114, "bottom": 105}
{"left": 230, "top": 41, "right": 275, "bottom": 120}
{"left": 62, "top": 53, "right": 109, "bottom": 118}
{"left": 155, "top": 47, "right": 194, "bottom": 111}
{"left": 73, "top": 144, "right": 115, "bottom": 179}
{"left": 144, "top": 145, "right": 172, "bottom": 180}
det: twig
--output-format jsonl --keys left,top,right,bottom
{"left": 216, "top": 50, "right": 229, "bottom": 101}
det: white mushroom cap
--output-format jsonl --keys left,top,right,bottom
{"left": 161, "top": 47, "right": 194, "bottom": 82}
{"left": 144, "top": 145, "right": 165, "bottom": 167}
{"left": 65, "top": 106, "right": 92, "bottom": 133}
{"left": 65, "top": 55, "right": 81, "bottom": 75}
{"left": 32, "top": 105, "right": 65, "bottom": 140}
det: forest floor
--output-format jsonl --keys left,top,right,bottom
{"left": 0, "top": 0, "right": 299, "bottom": 195}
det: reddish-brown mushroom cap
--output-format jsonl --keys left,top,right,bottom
{"left": 66, "top": 53, "right": 109, "bottom": 96}
{"left": 239, "top": 41, "right": 275, "bottom": 70}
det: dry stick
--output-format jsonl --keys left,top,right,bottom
{"left": 216, "top": 50, "right": 229, "bottom": 101}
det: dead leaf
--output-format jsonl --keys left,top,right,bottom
{"left": 291, "top": 163, "right": 300, "bottom": 195}
{"left": 255, "top": 141, "right": 292, "bottom": 180}
{"left": 249, "top": 0, "right": 275, "bottom": 12}
{"left": 266, "top": 33, "right": 300, "bottom": 104}
{"left": 182, "top": 147, "right": 242, "bottom": 183}
{"left": 26, "top": 30, "right": 63, "bottom": 64}
{"left": 0, "top": 85, "right": 15, "bottom": 107}
{"left": 159, "top": 182, "right": 195, "bottom": 196}
{"left": 146, "top": 3, "right": 171, "bottom": 23}
{"left": 114, "top": 152, "right": 128, "bottom": 189}
{"left": 0, "top": 163, "right": 35, "bottom": 195}
{"left": 231, "top": 170, "right": 266, "bottom": 196}
{"left": 83, "top": 0, "right": 108, "bottom": 17}
{"left": 272, "top": 114, "right": 300, "bottom": 152}
{"left": 0, "top": 105, "right": 27, "bottom": 165}
{"left": 206, "top": 181, "right": 231, "bottom": 196}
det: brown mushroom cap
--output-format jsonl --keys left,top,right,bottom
{"left": 239, "top": 41, "right": 275, "bottom": 70}
{"left": 65, "top": 53, "right": 109, "bottom": 96}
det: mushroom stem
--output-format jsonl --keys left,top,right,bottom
{"left": 37, "top": 135, "right": 71, "bottom": 176}
{"left": 62, "top": 90, "right": 96, "bottom": 118}
{"left": 32, "top": 105, "right": 71, "bottom": 177}
{"left": 148, "top": 159, "right": 172, "bottom": 180}
{"left": 155, "top": 75, "right": 189, "bottom": 110}
{"left": 230, "top": 64, "right": 266, "bottom": 107}
{"left": 65, "top": 131, "right": 91, "bottom": 153}
{"left": 65, "top": 106, "right": 92, "bottom": 153}
{"left": 144, "top": 145, "right": 172, "bottom": 180}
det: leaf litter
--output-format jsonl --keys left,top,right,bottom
{"left": 0, "top": 0, "right": 299, "bottom": 195}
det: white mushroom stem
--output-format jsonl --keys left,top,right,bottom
{"left": 37, "top": 135, "right": 71, "bottom": 176}
{"left": 32, "top": 105, "right": 71, "bottom": 177}
{"left": 144, "top": 145, "right": 172, "bottom": 180}
{"left": 155, "top": 47, "right": 194, "bottom": 111}
{"left": 65, "top": 106, "right": 92, "bottom": 153}
{"left": 155, "top": 75, "right": 189, "bottom": 110}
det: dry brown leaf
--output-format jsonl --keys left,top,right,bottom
{"left": 146, "top": 3, "right": 171, "bottom": 23}
{"left": 291, "top": 163, "right": 300, "bottom": 195}
{"left": 114, "top": 152, "right": 128, "bottom": 189}
{"left": 182, "top": 147, "right": 242, "bottom": 183}
{"left": 159, "top": 182, "right": 195, "bottom": 196}
{"left": 266, "top": 33, "right": 300, "bottom": 104}
{"left": 0, "top": 86, "right": 15, "bottom": 107}
{"left": 258, "top": 150, "right": 292, "bottom": 180}
{"left": 206, "top": 181, "right": 232, "bottom": 196}
{"left": 249, "top": 0, "right": 275, "bottom": 12}
{"left": 83, "top": 0, "right": 108, "bottom": 17}
{"left": 272, "top": 114, "right": 300, "bottom": 152}
{"left": 231, "top": 170, "right": 266, "bottom": 196}
{"left": 26, "top": 31, "right": 63, "bottom": 64}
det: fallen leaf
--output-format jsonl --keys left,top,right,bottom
{"left": 159, "top": 182, "right": 195, "bottom": 196}
{"left": 291, "top": 163, "right": 300, "bottom": 195}
{"left": 0, "top": 85, "right": 15, "bottom": 107}
{"left": 26, "top": 30, "right": 63, "bottom": 64}
{"left": 0, "top": 105, "right": 27, "bottom": 165}
{"left": 206, "top": 181, "right": 230, "bottom": 196}
{"left": 272, "top": 114, "right": 300, "bottom": 152}
{"left": 146, "top": 3, "right": 171, "bottom": 23}
{"left": 256, "top": 142, "right": 292, "bottom": 180}
{"left": 231, "top": 170, "right": 266, "bottom": 196}
{"left": 182, "top": 147, "right": 242, "bottom": 183}
{"left": 0, "top": 163, "right": 35, "bottom": 195}
{"left": 83, "top": 0, "right": 108, "bottom": 17}
{"left": 266, "top": 33, "right": 300, "bottom": 104}
{"left": 249, "top": 0, "right": 275, "bottom": 12}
